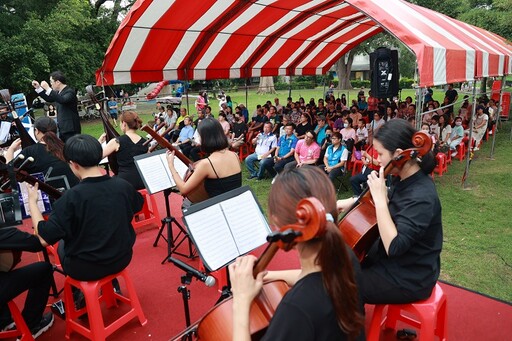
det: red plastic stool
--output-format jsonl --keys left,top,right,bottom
{"left": 351, "top": 160, "right": 364, "bottom": 176}
{"left": 0, "top": 301, "right": 35, "bottom": 341}
{"left": 132, "top": 189, "right": 161, "bottom": 229}
{"left": 63, "top": 269, "right": 147, "bottom": 341}
{"left": 367, "top": 283, "right": 447, "bottom": 341}
{"left": 456, "top": 140, "right": 467, "bottom": 162}
{"left": 432, "top": 153, "right": 448, "bottom": 179}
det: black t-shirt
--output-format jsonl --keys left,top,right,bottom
{"left": 37, "top": 175, "right": 143, "bottom": 271}
{"left": 116, "top": 134, "right": 148, "bottom": 190}
{"left": 21, "top": 143, "right": 79, "bottom": 190}
{"left": 445, "top": 89, "right": 458, "bottom": 103}
{"left": 262, "top": 270, "right": 365, "bottom": 341}
{"left": 295, "top": 122, "right": 314, "bottom": 137}
{"left": 369, "top": 170, "right": 442, "bottom": 296}
{"left": 232, "top": 121, "right": 248, "bottom": 139}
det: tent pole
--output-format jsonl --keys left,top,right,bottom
{"left": 323, "top": 74, "right": 327, "bottom": 99}
{"left": 245, "top": 78, "right": 248, "bottom": 108}
{"left": 184, "top": 69, "right": 190, "bottom": 115}
{"left": 489, "top": 76, "right": 505, "bottom": 159}
{"left": 463, "top": 83, "right": 478, "bottom": 189}
{"left": 288, "top": 76, "right": 292, "bottom": 99}
{"left": 415, "top": 87, "right": 423, "bottom": 131}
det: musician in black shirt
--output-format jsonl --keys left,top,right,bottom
{"left": 0, "top": 227, "right": 54, "bottom": 337}
{"left": 338, "top": 119, "right": 442, "bottom": 304}
{"left": 28, "top": 135, "right": 143, "bottom": 281}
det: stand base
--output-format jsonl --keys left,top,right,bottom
{"left": 154, "top": 217, "right": 196, "bottom": 263}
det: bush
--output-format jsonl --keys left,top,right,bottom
{"left": 350, "top": 79, "right": 370, "bottom": 88}
{"left": 399, "top": 77, "right": 415, "bottom": 89}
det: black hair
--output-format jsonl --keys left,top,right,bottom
{"left": 34, "top": 117, "right": 65, "bottom": 161}
{"left": 198, "top": 118, "right": 229, "bottom": 154}
{"left": 49, "top": 70, "right": 66, "bottom": 84}
{"left": 64, "top": 134, "right": 103, "bottom": 167}
{"left": 374, "top": 119, "right": 435, "bottom": 174}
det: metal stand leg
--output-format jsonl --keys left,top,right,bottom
{"left": 152, "top": 188, "right": 196, "bottom": 263}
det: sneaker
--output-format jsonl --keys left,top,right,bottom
{"left": 246, "top": 175, "right": 257, "bottom": 180}
{"left": 26, "top": 312, "right": 54, "bottom": 340}
{"left": 473, "top": 147, "right": 480, "bottom": 151}
{"left": 451, "top": 151, "right": 457, "bottom": 157}
{"left": 271, "top": 175, "right": 278, "bottom": 184}
{"left": 0, "top": 320, "right": 15, "bottom": 332}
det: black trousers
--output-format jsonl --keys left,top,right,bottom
{"left": 57, "top": 241, "right": 131, "bottom": 281}
{"left": 0, "top": 262, "right": 53, "bottom": 328}
{"left": 350, "top": 167, "right": 373, "bottom": 196}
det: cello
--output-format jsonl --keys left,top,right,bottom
{"left": 172, "top": 197, "right": 327, "bottom": 340}
{"left": 338, "top": 131, "right": 432, "bottom": 261}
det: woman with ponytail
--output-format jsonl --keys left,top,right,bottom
{"left": 100, "top": 111, "right": 148, "bottom": 190}
{"left": 230, "top": 166, "right": 365, "bottom": 341}
{"left": 5, "top": 116, "right": 79, "bottom": 189}
{"left": 337, "top": 119, "right": 442, "bottom": 305}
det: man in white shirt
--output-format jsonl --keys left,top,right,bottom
{"left": 245, "top": 122, "right": 277, "bottom": 180}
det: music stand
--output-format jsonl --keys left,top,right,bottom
{"left": 133, "top": 150, "right": 196, "bottom": 262}
{"left": 153, "top": 188, "right": 196, "bottom": 263}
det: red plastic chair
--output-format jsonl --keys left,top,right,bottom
{"left": 132, "top": 189, "right": 161, "bottom": 229}
{"left": 432, "top": 153, "right": 448, "bottom": 179}
{"left": 456, "top": 138, "right": 467, "bottom": 162}
{"left": 367, "top": 283, "right": 447, "bottom": 341}
{"left": 63, "top": 269, "right": 147, "bottom": 341}
{"left": 0, "top": 301, "right": 35, "bottom": 341}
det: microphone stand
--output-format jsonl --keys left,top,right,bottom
{"left": 177, "top": 272, "right": 195, "bottom": 341}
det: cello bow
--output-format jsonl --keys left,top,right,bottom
{"left": 85, "top": 85, "right": 120, "bottom": 174}
{"left": 141, "top": 124, "right": 208, "bottom": 203}
{"left": 338, "top": 131, "right": 432, "bottom": 261}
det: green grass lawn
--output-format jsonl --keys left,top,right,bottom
{"left": 47, "top": 87, "right": 512, "bottom": 302}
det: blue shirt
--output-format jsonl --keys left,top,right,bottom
{"left": 277, "top": 134, "right": 298, "bottom": 157}
{"left": 315, "top": 125, "right": 327, "bottom": 145}
{"left": 326, "top": 144, "right": 347, "bottom": 167}
{"left": 178, "top": 125, "right": 194, "bottom": 143}
{"left": 108, "top": 100, "right": 118, "bottom": 114}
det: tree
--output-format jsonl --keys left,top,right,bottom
{"left": 257, "top": 76, "right": 276, "bottom": 94}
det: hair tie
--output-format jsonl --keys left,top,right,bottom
{"left": 326, "top": 213, "right": 334, "bottom": 223}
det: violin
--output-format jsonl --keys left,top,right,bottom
{"left": 141, "top": 124, "right": 208, "bottom": 203}
{"left": 172, "top": 197, "right": 326, "bottom": 340}
{"left": 85, "top": 85, "right": 120, "bottom": 174}
{"left": 338, "top": 131, "right": 432, "bottom": 261}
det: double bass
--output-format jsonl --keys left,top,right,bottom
{"left": 85, "top": 85, "right": 120, "bottom": 174}
{"left": 338, "top": 131, "right": 432, "bottom": 261}
{"left": 172, "top": 197, "right": 327, "bottom": 340}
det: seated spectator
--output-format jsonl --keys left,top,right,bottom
{"left": 245, "top": 122, "right": 277, "bottom": 180}
{"left": 273, "top": 123, "right": 298, "bottom": 177}
{"left": 217, "top": 112, "right": 231, "bottom": 137}
{"left": 438, "top": 114, "right": 452, "bottom": 153}
{"left": 247, "top": 107, "right": 268, "bottom": 142}
{"left": 284, "top": 130, "right": 320, "bottom": 170}
{"left": 472, "top": 105, "right": 488, "bottom": 150}
{"left": 450, "top": 116, "right": 464, "bottom": 156}
{"left": 314, "top": 115, "right": 328, "bottom": 145}
{"left": 230, "top": 112, "right": 248, "bottom": 152}
{"left": 354, "top": 118, "right": 368, "bottom": 151}
{"left": 319, "top": 132, "right": 349, "bottom": 183}
{"left": 295, "top": 113, "right": 314, "bottom": 139}
{"left": 340, "top": 117, "right": 356, "bottom": 152}
{"left": 350, "top": 145, "right": 379, "bottom": 197}
{"left": 173, "top": 116, "right": 195, "bottom": 158}
{"left": 421, "top": 123, "right": 436, "bottom": 151}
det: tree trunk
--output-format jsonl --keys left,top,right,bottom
{"left": 257, "top": 76, "right": 276, "bottom": 94}
{"left": 336, "top": 52, "right": 355, "bottom": 90}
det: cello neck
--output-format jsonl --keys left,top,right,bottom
{"left": 252, "top": 243, "right": 279, "bottom": 278}
{"left": 141, "top": 124, "right": 193, "bottom": 166}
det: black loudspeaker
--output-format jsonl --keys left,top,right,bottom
{"left": 370, "top": 47, "right": 399, "bottom": 98}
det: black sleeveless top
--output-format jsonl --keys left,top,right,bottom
{"left": 203, "top": 156, "right": 242, "bottom": 198}
{"left": 115, "top": 134, "right": 148, "bottom": 190}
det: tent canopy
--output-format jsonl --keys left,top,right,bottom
{"left": 96, "top": 0, "right": 512, "bottom": 87}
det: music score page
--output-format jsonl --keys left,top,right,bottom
{"left": 183, "top": 187, "right": 270, "bottom": 271}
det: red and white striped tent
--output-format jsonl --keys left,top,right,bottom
{"left": 96, "top": 0, "right": 512, "bottom": 87}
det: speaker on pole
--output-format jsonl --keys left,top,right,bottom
{"left": 370, "top": 47, "right": 399, "bottom": 98}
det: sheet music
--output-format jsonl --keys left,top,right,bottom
{"left": 183, "top": 187, "right": 271, "bottom": 271}
{"left": 220, "top": 191, "right": 270, "bottom": 254}
{"left": 134, "top": 150, "right": 188, "bottom": 194}
{"left": 0, "top": 122, "right": 10, "bottom": 144}
{"left": 184, "top": 205, "right": 239, "bottom": 271}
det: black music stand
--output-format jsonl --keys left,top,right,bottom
{"left": 153, "top": 188, "right": 196, "bottom": 263}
